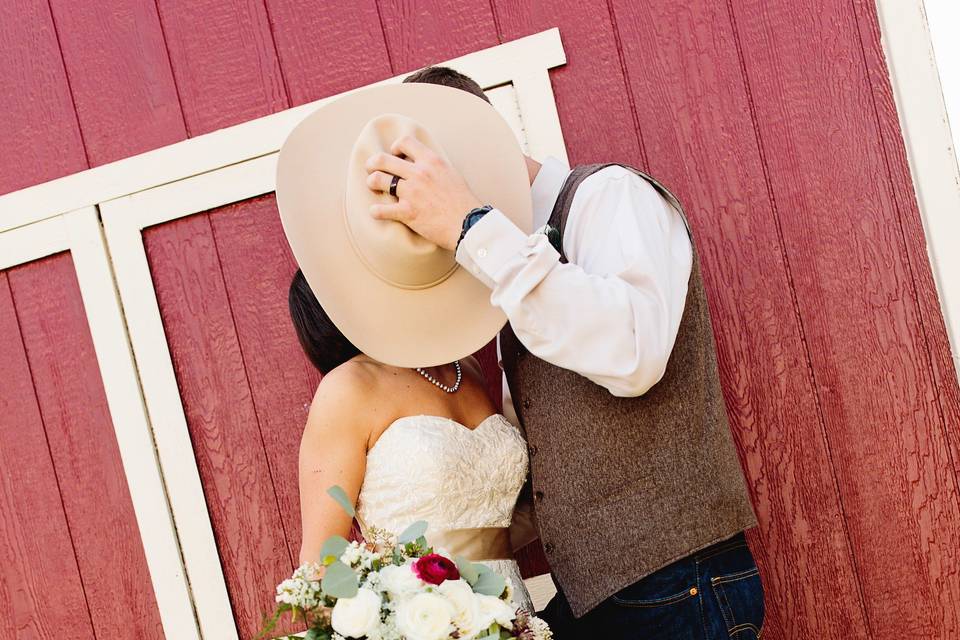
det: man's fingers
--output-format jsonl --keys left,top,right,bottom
{"left": 370, "top": 203, "right": 407, "bottom": 222}
{"left": 390, "top": 135, "right": 431, "bottom": 162}
{"left": 366, "top": 171, "right": 399, "bottom": 193}
{"left": 365, "top": 152, "right": 414, "bottom": 178}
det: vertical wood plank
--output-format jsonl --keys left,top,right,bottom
{"left": 8, "top": 253, "right": 164, "bottom": 639}
{"left": 155, "top": 0, "right": 288, "bottom": 135}
{"left": 851, "top": 0, "right": 960, "bottom": 474}
{"left": 376, "top": 0, "right": 500, "bottom": 73}
{"left": 144, "top": 213, "right": 294, "bottom": 639}
{"left": 729, "top": 1, "right": 960, "bottom": 636}
{"left": 0, "top": 0, "right": 85, "bottom": 195}
{"left": 0, "top": 270, "right": 95, "bottom": 640}
{"left": 207, "top": 195, "right": 319, "bottom": 556}
{"left": 265, "top": 0, "right": 394, "bottom": 105}
{"left": 47, "top": 0, "right": 186, "bottom": 166}
{"left": 607, "top": 1, "right": 871, "bottom": 636}
{"left": 492, "top": 0, "right": 643, "bottom": 165}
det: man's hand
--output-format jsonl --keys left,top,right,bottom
{"left": 365, "top": 135, "right": 482, "bottom": 251}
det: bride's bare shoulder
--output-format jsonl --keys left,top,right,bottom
{"left": 304, "top": 359, "right": 389, "bottom": 436}
{"left": 306, "top": 359, "right": 396, "bottom": 432}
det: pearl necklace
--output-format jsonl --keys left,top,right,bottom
{"left": 415, "top": 360, "right": 462, "bottom": 393}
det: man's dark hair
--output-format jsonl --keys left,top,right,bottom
{"left": 288, "top": 268, "right": 361, "bottom": 374}
{"left": 403, "top": 66, "right": 490, "bottom": 104}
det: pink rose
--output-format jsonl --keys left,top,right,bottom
{"left": 413, "top": 553, "right": 460, "bottom": 585}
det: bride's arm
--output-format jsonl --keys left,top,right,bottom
{"left": 298, "top": 367, "right": 375, "bottom": 565}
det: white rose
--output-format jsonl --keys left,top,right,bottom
{"left": 475, "top": 593, "right": 515, "bottom": 630}
{"left": 395, "top": 592, "right": 455, "bottom": 640}
{"left": 437, "top": 579, "right": 483, "bottom": 638}
{"left": 331, "top": 587, "right": 381, "bottom": 638}
{"left": 379, "top": 563, "right": 424, "bottom": 598}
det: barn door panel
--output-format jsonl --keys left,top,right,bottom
{"left": 140, "top": 195, "right": 311, "bottom": 639}
{"left": 0, "top": 210, "right": 197, "bottom": 640}
{"left": 0, "top": 261, "right": 95, "bottom": 640}
{"left": 730, "top": 1, "right": 960, "bottom": 634}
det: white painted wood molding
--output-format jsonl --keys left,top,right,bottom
{"left": 876, "top": 0, "right": 960, "bottom": 380}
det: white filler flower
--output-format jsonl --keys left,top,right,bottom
{"left": 475, "top": 593, "right": 515, "bottom": 630}
{"left": 379, "top": 563, "right": 424, "bottom": 599}
{"left": 331, "top": 587, "right": 381, "bottom": 638}
{"left": 437, "top": 579, "right": 482, "bottom": 638}
{"left": 395, "top": 592, "right": 455, "bottom": 640}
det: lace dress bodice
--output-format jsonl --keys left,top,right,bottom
{"left": 356, "top": 413, "right": 533, "bottom": 611}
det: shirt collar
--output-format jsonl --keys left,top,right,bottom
{"left": 530, "top": 156, "right": 571, "bottom": 230}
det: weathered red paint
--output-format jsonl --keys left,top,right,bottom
{"left": 0, "top": 270, "right": 95, "bottom": 640}
{"left": 1, "top": 2, "right": 173, "bottom": 635}
{"left": 1, "top": 255, "right": 164, "bottom": 639}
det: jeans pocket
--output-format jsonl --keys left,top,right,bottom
{"left": 610, "top": 582, "right": 702, "bottom": 639}
{"left": 710, "top": 567, "right": 765, "bottom": 638}
{"left": 611, "top": 585, "right": 698, "bottom": 608}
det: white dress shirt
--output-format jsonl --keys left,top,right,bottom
{"left": 455, "top": 157, "right": 694, "bottom": 419}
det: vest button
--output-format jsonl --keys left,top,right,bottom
{"left": 544, "top": 542, "right": 555, "bottom": 554}
{"left": 529, "top": 445, "right": 538, "bottom": 457}
{"left": 522, "top": 399, "right": 531, "bottom": 410}
{"left": 534, "top": 490, "right": 544, "bottom": 501}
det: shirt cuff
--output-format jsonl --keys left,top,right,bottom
{"left": 455, "top": 208, "right": 531, "bottom": 289}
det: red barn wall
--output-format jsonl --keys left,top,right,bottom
{"left": 2, "top": 1, "right": 959, "bottom": 639}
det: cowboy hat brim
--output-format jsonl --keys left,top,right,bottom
{"left": 275, "top": 83, "right": 533, "bottom": 368}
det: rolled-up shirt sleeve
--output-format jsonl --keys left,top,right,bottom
{"left": 456, "top": 167, "right": 693, "bottom": 397}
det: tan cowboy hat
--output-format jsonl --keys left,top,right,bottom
{"left": 275, "top": 83, "right": 532, "bottom": 368}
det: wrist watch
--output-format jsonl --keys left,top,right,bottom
{"left": 456, "top": 204, "right": 493, "bottom": 250}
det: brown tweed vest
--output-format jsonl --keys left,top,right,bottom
{"left": 500, "top": 164, "right": 757, "bottom": 617}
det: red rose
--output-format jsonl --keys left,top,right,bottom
{"left": 413, "top": 553, "right": 460, "bottom": 585}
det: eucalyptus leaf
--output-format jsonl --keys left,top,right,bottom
{"left": 319, "top": 535, "right": 349, "bottom": 565}
{"left": 472, "top": 569, "right": 507, "bottom": 597}
{"left": 326, "top": 485, "right": 355, "bottom": 517}
{"left": 455, "top": 556, "right": 480, "bottom": 585}
{"left": 321, "top": 560, "right": 359, "bottom": 599}
{"left": 397, "top": 520, "right": 428, "bottom": 544}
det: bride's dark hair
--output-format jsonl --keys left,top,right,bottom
{"left": 288, "top": 268, "right": 361, "bottom": 374}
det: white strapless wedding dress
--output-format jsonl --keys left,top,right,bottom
{"left": 356, "top": 413, "right": 533, "bottom": 612}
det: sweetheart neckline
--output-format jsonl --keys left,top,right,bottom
{"left": 367, "top": 413, "right": 508, "bottom": 456}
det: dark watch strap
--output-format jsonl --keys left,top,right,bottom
{"left": 456, "top": 204, "right": 493, "bottom": 251}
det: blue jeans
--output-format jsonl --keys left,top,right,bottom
{"left": 540, "top": 533, "right": 765, "bottom": 639}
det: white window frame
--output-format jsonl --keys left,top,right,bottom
{"left": 875, "top": 0, "right": 960, "bottom": 381}
{"left": 0, "top": 29, "right": 566, "bottom": 640}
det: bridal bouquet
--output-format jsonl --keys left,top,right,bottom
{"left": 258, "top": 486, "right": 551, "bottom": 640}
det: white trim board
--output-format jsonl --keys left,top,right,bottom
{"left": 0, "top": 28, "right": 566, "bottom": 233}
{"left": 0, "top": 208, "right": 201, "bottom": 640}
{"left": 876, "top": 0, "right": 960, "bottom": 380}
